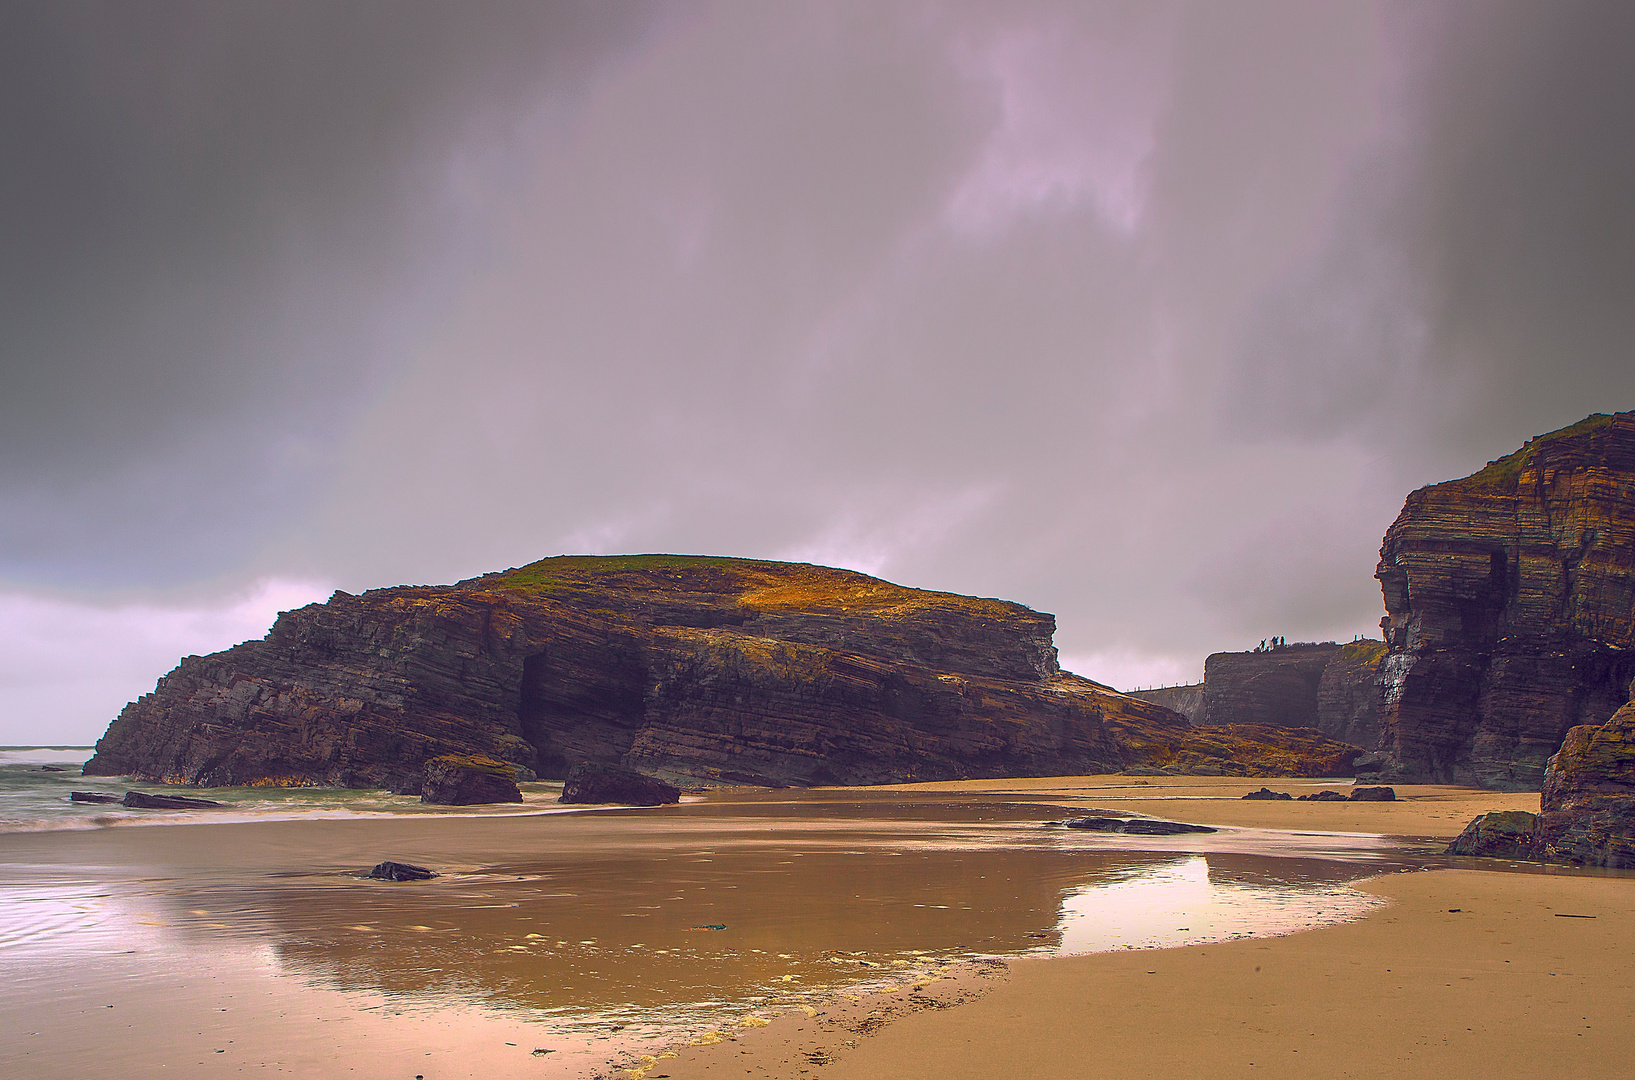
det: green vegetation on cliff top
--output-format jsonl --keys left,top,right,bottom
{"left": 485, "top": 554, "right": 1028, "bottom": 619}
{"left": 1340, "top": 639, "right": 1388, "bottom": 665}
{"left": 1465, "top": 412, "right": 1622, "bottom": 492}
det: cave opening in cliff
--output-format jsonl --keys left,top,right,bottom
{"left": 518, "top": 651, "right": 567, "bottom": 779}
{"left": 517, "top": 643, "right": 650, "bottom": 779}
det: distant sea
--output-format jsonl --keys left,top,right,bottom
{"left": 0, "top": 746, "right": 576, "bottom": 833}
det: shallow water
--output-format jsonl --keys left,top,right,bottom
{"left": 0, "top": 756, "right": 1424, "bottom": 1079}
{"left": 0, "top": 747, "right": 591, "bottom": 833}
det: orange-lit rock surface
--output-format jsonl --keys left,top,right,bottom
{"left": 1376, "top": 413, "right": 1635, "bottom": 788}
{"left": 83, "top": 556, "right": 1358, "bottom": 788}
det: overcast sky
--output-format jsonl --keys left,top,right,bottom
{"left": 4, "top": 1, "right": 1633, "bottom": 744}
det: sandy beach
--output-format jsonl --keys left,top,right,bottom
{"left": 659, "top": 865, "right": 1635, "bottom": 1080}
{"left": 3, "top": 775, "right": 1627, "bottom": 1080}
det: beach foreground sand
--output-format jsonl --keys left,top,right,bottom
{"left": 661, "top": 781, "right": 1633, "bottom": 1080}
{"left": 5, "top": 775, "right": 1628, "bottom": 1080}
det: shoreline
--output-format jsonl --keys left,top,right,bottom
{"left": 4, "top": 775, "right": 1610, "bottom": 1080}
{"left": 659, "top": 863, "right": 1635, "bottom": 1080}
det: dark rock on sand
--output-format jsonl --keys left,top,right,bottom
{"left": 39, "top": 765, "right": 64, "bottom": 772}
{"left": 368, "top": 861, "right": 438, "bottom": 881}
{"left": 420, "top": 754, "right": 523, "bottom": 806}
{"left": 1297, "top": 789, "right": 1349, "bottom": 801}
{"left": 1063, "top": 814, "right": 1217, "bottom": 835}
{"left": 1535, "top": 679, "right": 1635, "bottom": 867}
{"left": 69, "top": 791, "right": 122, "bottom": 804}
{"left": 1349, "top": 786, "right": 1396, "bottom": 801}
{"left": 1374, "top": 413, "right": 1635, "bottom": 788}
{"left": 80, "top": 555, "right": 1363, "bottom": 790}
{"left": 1242, "top": 787, "right": 1293, "bottom": 800}
{"left": 1447, "top": 810, "right": 1539, "bottom": 859}
{"left": 121, "top": 790, "right": 224, "bottom": 809}
{"left": 560, "top": 762, "right": 680, "bottom": 806}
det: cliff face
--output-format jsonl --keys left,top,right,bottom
{"left": 1375, "top": 413, "right": 1635, "bottom": 788}
{"left": 1198, "top": 641, "right": 1385, "bottom": 749}
{"left": 1315, "top": 641, "right": 1388, "bottom": 749}
{"left": 84, "top": 556, "right": 1360, "bottom": 789}
{"left": 1128, "top": 684, "right": 1205, "bottom": 725}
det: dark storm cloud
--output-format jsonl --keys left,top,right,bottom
{"left": 1225, "top": 0, "right": 1635, "bottom": 475}
{"left": 0, "top": 1, "right": 669, "bottom": 585}
{"left": 5, "top": 1, "right": 1634, "bottom": 730}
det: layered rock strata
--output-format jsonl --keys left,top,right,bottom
{"left": 1535, "top": 680, "right": 1635, "bottom": 867}
{"left": 1195, "top": 641, "right": 1386, "bottom": 748}
{"left": 1375, "top": 413, "right": 1635, "bottom": 788}
{"left": 83, "top": 556, "right": 1360, "bottom": 789}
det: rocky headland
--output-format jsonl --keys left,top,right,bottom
{"left": 82, "top": 556, "right": 1361, "bottom": 789}
{"left": 1373, "top": 412, "right": 1635, "bottom": 788}
{"left": 1196, "top": 640, "right": 1386, "bottom": 749}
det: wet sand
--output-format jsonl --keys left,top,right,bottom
{"left": 660, "top": 779, "right": 1635, "bottom": 1080}
{"left": 669, "top": 867, "right": 1635, "bottom": 1080}
{"left": 1, "top": 776, "right": 1604, "bottom": 1079}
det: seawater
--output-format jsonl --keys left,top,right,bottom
{"left": 0, "top": 773, "right": 1423, "bottom": 1079}
{"left": 0, "top": 747, "right": 586, "bottom": 833}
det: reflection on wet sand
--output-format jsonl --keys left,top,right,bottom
{"left": 0, "top": 785, "right": 1419, "bottom": 1079}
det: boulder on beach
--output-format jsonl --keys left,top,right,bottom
{"left": 1061, "top": 814, "right": 1216, "bottom": 835}
{"left": 1447, "top": 811, "right": 1539, "bottom": 859}
{"left": 121, "top": 790, "right": 224, "bottom": 809}
{"left": 1297, "top": 790, "right": 1349, "bottom": 801}
{"left": 1241, "top": 787, "right": 1293, "bottom": 800}
{"left": 1535, "top": 679, "right": 1635, "bottom": 867}
{"left": 1350, "top": 786, "right": 1396, "bottom": 801}
{"left": 420, "top": 754, "right": 523, "bottom": 806}
{"left": 368, "top": 861, "right": 438, "bottom": 881}
{"left": 69, "top": 791, "right": 122, "bottom": 804}
{"left": 560, "top": 762, "right": 681, "bottom": 806}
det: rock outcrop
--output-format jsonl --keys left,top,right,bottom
{"left": 1197, "top": 641, "right": 1386, "bottom": 748}
{"left": 1446, "top": 811, "right": 1539, "bottom": 859}
{"left": 1061, "top": 814, "right": 1217, "bottom": 835}
{"left": 420, "top": 754, "right": 522, "bottom": 805}
{"left": 1535, "top": 680, "right": 1635, "bottom": 867}
{"left": 1374, "top": 413, "right": 1635, "bottom": 788}
{"left": 120, "top": 790, "right": 224, "bottom": 809}
{"left": 83, "top": 556, "right": 1362, "bottom": 789}
{"left": 560, "top": 762, "right": 681, "bottom": 805}
{"left": 1128, "top": 684, "right": 1205, "bottom": 725}
{"left": 368, "top": 861, "right": 438, "bottom": 881}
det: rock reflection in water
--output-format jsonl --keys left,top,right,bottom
{"left": 185, "top": 845, "right": 1384, "bottom": 1024}
{"left": 240, "top": 847, "right": 1143, "bottom": 1015}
